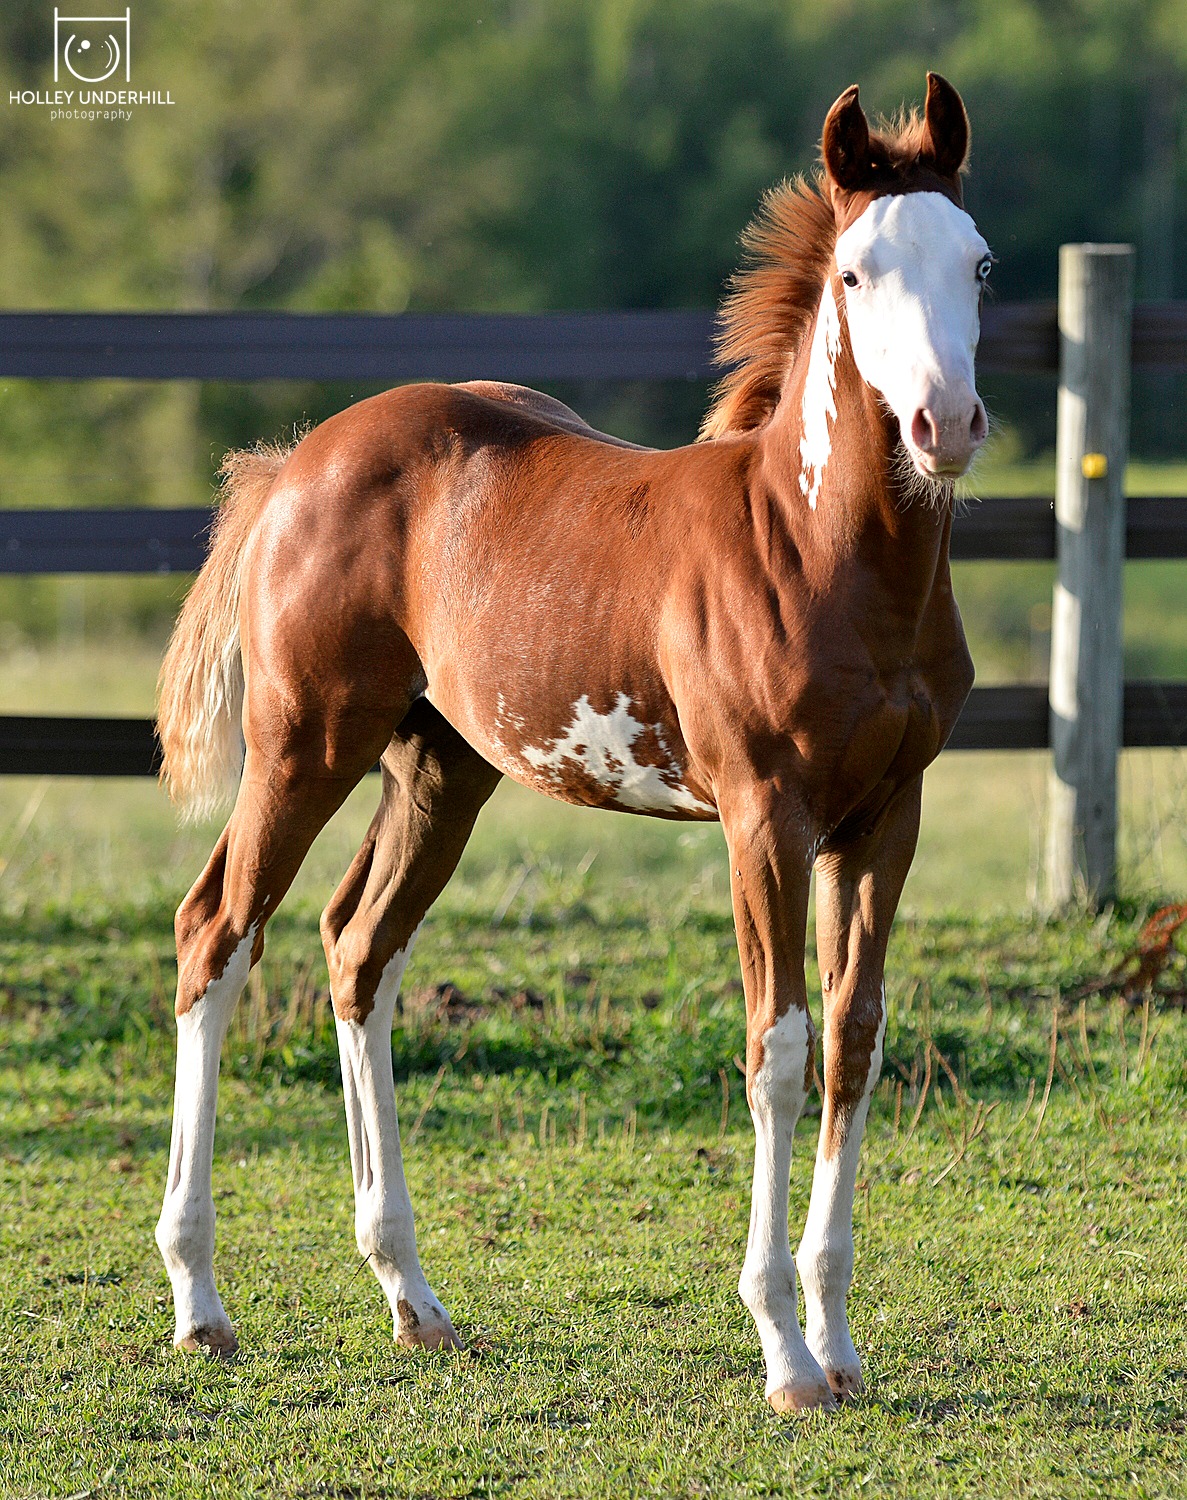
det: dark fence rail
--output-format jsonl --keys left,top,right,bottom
{"left": 5, "top": 494, "right": 1187, "bottom": 573}
{"left": 2, "top": 303, "right": 1186, "bottom": 382}
{"left": 1, "top": 507, "right": 213, "bottom": 575}
{"left": 3, "top": 681, "right": 1185, "bottom": 777}
{"left": 2, "top": 303, "right": 1187, "bottom": 778}
{"left": 0, "top": 310, "right": 719, "bottom": 383}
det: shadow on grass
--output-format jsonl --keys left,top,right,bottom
{"left": 1, "top": 1113, "right": 345, "bottom": 1165}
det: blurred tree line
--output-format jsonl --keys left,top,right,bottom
{"left": 1, "top": 0, "right": 1185, "bottom": 521}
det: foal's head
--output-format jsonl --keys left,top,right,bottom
{"left": 704, "top": 73, "right": 991, "bottom": 487}
{"left": 825, "top": 73, "right": 989, "bottom": 479}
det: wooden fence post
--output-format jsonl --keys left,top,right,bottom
{"left": 1044, "top": 243, "right": 1135, "bottom": 907}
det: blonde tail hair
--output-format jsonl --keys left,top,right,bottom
{"left": 157, "top": 441, "right": 294, "bottom": 820}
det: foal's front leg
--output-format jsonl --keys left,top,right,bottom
{"left": 723, "top": 785, "right": 835, "bottom": 1414}
{"left": 797, "top": 778, "right": 922, "bottom": 1400}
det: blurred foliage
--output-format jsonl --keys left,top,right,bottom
{"left": 2, "top": 0, "right": 1187, "bottom": 505}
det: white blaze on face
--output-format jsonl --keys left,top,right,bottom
{"left": 834, "top": 191, "right": 990, "bottom": 477}
{"left": 521, "top": 692, "right": 715, "bottom": 814}
{"left": 798, "top": 278, "right": 842, "bottom": 510}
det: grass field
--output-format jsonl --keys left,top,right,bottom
{"left": 2, "top": 766, "right": 1186, "bottom": 1497}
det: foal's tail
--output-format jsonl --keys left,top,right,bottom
{"left": 157, "top": 441, "right": 294, "bottom": 820}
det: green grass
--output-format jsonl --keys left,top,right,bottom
{"left": 2, "top": 775, "right": 1187, "bottom": 1497}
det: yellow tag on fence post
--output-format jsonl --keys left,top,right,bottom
{"left": 1081, "top": 452, "right": 1108, "bottom": 480}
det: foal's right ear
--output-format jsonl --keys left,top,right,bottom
{"left": 822, "top": 84, "right": 871, "bottom": 192}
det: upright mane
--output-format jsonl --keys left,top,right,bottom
{"left": 700, "top": 108, "right": 955, "bottom": 441}
{"left": 699, "top": 175, "right": 836, "bottom": 441}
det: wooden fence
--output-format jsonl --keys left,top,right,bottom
{"left": 2, "top": 261, "right": 1186, "bottom": 900}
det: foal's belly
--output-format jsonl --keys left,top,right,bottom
{"left": 427, "top": 676, "right": 718, "bottom": 821}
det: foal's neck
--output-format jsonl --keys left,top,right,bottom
{"left": 758, "top": 282, "right": 951, "bottom": 605}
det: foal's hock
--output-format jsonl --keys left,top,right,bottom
{"left": 155, "top": 73, "right": 986, "bottom": 1412}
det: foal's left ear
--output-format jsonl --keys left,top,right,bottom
{"left": 920, "top": 72, "right": 969, "bottom": 178}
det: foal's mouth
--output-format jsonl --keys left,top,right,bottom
{"left": 891, "top": 439, "right": 962, "bottom": 510}
{"left": 909, "top": 448, "right": 972, "bottom": 481}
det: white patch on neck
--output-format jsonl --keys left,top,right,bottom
{"left": 798, "top": 279, "right": 841, "bottom": 511}
{"left": 520, "top": 692, "right": 714, "bottom": 815}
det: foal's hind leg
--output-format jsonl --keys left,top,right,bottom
{"left": 157, "top": 736, "right": 387, "bottom": 1354}
{"left": 797, "top": 778, "right": 922, "bottom": 1401}
{"left": 321, "top": 702, "right": 500, "bottom": 1349}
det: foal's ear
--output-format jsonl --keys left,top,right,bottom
{"left": 920, "top": 72, "right": 969, "bottom": 178}
{"left": 822, "top": 84, "right": 871, "bottom": 191}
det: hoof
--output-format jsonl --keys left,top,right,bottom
{"left": 395, "top": 1297, "right": 461, "bottom": 1352}
{"left": 768, "top": 1379, "right": 838, "bottom": 1414}
{"left": 176, "top": 1323, "right": 238, "bottom": 1358}
{"left": 824, "top": 1366, "right": 865, "bottom": 1402}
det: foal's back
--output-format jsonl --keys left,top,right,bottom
{"left": 238, "top": 379, "right": 750, "bottom": 816}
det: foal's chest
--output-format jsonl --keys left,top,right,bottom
{"left": 812, "top": 647, "right": 969, "bottom": 838}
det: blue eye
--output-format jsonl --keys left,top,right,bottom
{"left": 977, "top": 255, "right": 994, "bottom": 282}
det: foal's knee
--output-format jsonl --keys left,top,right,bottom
{"left": 174, "top": 903, "right": 259, "bottom": 1018}
{"left": 820, "top": 983, "right": 885, "bottom": 1138}
{"left": 171, "top": 825, "right": 263, "bottom": 1017}
{"left": 323, "top": 907, "right": 422, "bottom": 1027}
{"left": 321, "top": 919, "right": 381, "bottom": 1025}
{"left": 747, "top": 1004, "right": 815, "bottom": 1122}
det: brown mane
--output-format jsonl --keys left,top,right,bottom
{"left": 700, "top": 108, "right": 963, "bottom": 440}
{"left": 699, "top": 174, "right": 836, "bottom": 440}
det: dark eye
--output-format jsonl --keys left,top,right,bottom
{"left": 840, "top": 269, "right": 859, "bottom": 289}
{"left": 977, "top": 254, "right": 994, "bottom": 283}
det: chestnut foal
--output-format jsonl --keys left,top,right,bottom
{"left": 155, "top": 74, "right": 988, "bottom": 1412}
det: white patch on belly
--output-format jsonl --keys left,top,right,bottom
{"left": 798, "top": 279, "right": 841, "bottom": 511}
{"left": 518, "top": 692, "right": 714, "bottom": 814}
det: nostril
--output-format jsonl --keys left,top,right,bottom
{"left": 970, "top": 399, "right": 988, "bottom": 445}
{"left": 911, "top": 408, "right": 937, "bottom": 452}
